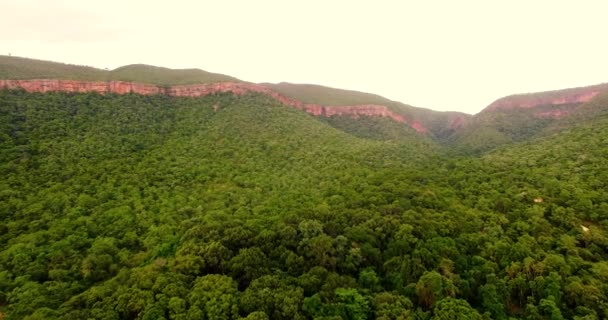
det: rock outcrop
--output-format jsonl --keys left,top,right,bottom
{"left": 0, "top": 79, "right": 164, "bottom": 95}
{"left": 0, "top": 79, "right": 425, "bottom": 132}
{"left": 483, "top": 83, "right": 608, "bottom": 113}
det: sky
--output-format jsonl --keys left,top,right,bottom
{"left": 1, "top": 0, "right": 608, "bottom": 114}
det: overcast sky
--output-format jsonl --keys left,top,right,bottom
{"left": 1, "top": 0, "right": 607, "bottom": 114}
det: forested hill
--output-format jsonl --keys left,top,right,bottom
{"left": 447, "top": 86, "right": 608, "bottom": 153}
{"left": 1, "top": 56, "right": 608, "bottom": 319}
{"left": 0, "top": 55, "right": 471, "bottom": 141}
{"left": 3, "top": 55, "right": 608, "bottom": 151}
{"left": 0, "top": 55, "right": 241, "bottom": 85}
{"left": 1, "top": 85, "right": 608, "bottom": 319}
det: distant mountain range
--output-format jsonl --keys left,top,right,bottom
{"left": 1, "top": 55, "right": 607, "bottom": 153}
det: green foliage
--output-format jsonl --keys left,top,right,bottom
{"left": 241, "top": 275, "right": 304, "bottom": 319}
{"left": 0, "top": 88, "right": 608, "bottom": 319}
{"left": 415, "top": 271, "right": 455, "bottom": 309}
{"left": 303, "top": 288, "right": 369, "bottom": 320}
{"left": 188, "top": 274, "right": 239, "bottom": 320}
{"left": 431, "top": 298, "right": 482, "bottom": 320}
{"left": 372, "top": 291, "right": 413, "bottom": 320}
{"left": 0, "top": 55, "right": 240, "bottom": 84}
{"left": 450, "top": 92, "right": 608, "bottom": 154}
{"left": 320, "top": 115, "right": 427, "bottom": 143}
{"left": 255, "top": 83, "right": 472, "bottom": 142}
{"left": 264, "top": 82, "right": 394, "bottom": 106}
{"left": 108, "top": 64, "right": 240, "bottom": 86}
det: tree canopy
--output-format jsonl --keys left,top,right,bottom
{"left": 1, "top": 89, "right": 608, "bottom": 319}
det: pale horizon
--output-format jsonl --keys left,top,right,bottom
{"left": 1, "top": 0, "right": 608, "bottom": 114}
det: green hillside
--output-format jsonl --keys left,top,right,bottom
{"left": 264, "top": 82, "right": 472, "bottom": 141}
{"left": 2, "top": 56, "right": 608, "bottom": 319}
{"left": 449, "top": 91, "right": 608, "bottom": 154}
{"left": 448, "top": 106, "right": 560, "bottom": 153}
{"left": 108, "top": 64, "right": 241, "bottom": 85}
{"left": 0, "top": 55, "right": 107, "bottom": 81}
{"left": 1, "top": 83, "right": 608, "bottom": 319}
{"left": 0, "top": 55, "right": 240, "bottom": 85}
{"left": 0, "top": 56, "right": 473, "bottom": 143}
{"left": 485, "top": 83, "right": 608, "bottom": 110}
{"left": 319, "top": 116, "right": 424, "bottom": 141}
{"left": 264, "top": 82, "right": 395, "bottom": 106}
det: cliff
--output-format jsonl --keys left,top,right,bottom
{"left": 0, "top": 79, "right": 426, "bottom": 132}
{"left": 483, "top": 83, "right": 608, "bottom": 113}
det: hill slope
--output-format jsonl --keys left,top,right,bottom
{"left": 449, "top": 84, "right": 608, "bottom": 153}
{"left": 264, "top": 82, "right": 472, "bottom": 140}
{"left": 1, "top": 88, "right": 608, "bottom": 319}
{"left": 264, "top": 82, "right": 395, "bottom": 106}
{"left": 0, "top": 56, "right": 474, "bottom": 142}
{"left": 1, "top": 56, "right": 608, "bottom": 319}
{"left": 0, "top": 55, "right": 240, "bottom": 84}
{"left": 108, "top": 64, "right": 241, "bottom": 85}
{"left": 2, "top": 54, "right": 608, "bottom": 152}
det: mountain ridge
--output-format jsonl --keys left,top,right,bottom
{"left": 3, "top": 55, "right": 608, "bottom": 148}
{"left": 0, "top": 55, "right": 240, "bottom": 84}
{"left": 482, "top": 83, "right": 608, "bottom": 114}
{"left": 3, "top": 55, "right": 608, "bottom": 118}
{"left": 0, "top": 78, "right": 425, "bottom": 131}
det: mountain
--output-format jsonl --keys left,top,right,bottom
{"left": 0, "top": 55, "right": 241, "bottom": 84}
{"left": 449, "top": 83, "right": 608, "bottom": 153}
{"left": 264, "top": 82, "right": 471, "bottom": 140}
{"left": 6, "top": 56, "right": 608, "bottom": 153}
{"left": 3, "top": 55, "right": 608, "bottom": 153}
{"left": 0, "top": 56, "right": 470, "bottom": 142}
{"left": 1, "top": 56, "right": 608, "bottom": 319}
{"left": 263, "top": 81, "right": 608, "bottom": 151}
{"left": 483, "top": 83, "right": 608, "bottom": 113}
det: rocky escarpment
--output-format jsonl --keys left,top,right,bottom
{"left": 0, "top": 79, "right": 426, "bottom": 132}
{"left": 483, "top": 83, "right": 608, "bottom": 115}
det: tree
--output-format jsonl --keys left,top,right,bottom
{"left": 227, "top": 247, "right": 269, "bottom": 286}
{"left": 80, "top": 237, "right": 120, "bottom": 282}
{"left": 431, "top": 298, "right": 482, "bottom": 320}
{"left": 415, "top": 271, "right": 455, "bottom": 309}
{"left": 372, "top": 291, "right": 413, "bottom": 320}
{"left": 303, "top": 288, "right": 369, "bottom": 320}
{"left": 299, "top": 234, "right": 337, "bottom": 270}
{"left": 538, "top": 298, "right": 564, "bottom": 320}
{"left": 240, "top": 311, "right": 269, "bottom": 320}
{"left": 358, "top": 268, "right": 381, "bottom": 292}
{"left": 188, "top": 274, "right": 239, "bottom": 320}
{"left": 240, "top": 275, "right": 304, "bottom": 320}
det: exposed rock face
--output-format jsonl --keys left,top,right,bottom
{"left": 0, "top": 79, "right": 165, "bottom": 95}
{"left": 323, "top": 105, "right": 406, "bottom": 122}
{"left": 0, "top": 79, "right": 424, "bottom": 132}
{"left": 484, "top": 83, "right": 608, "bottom": 112}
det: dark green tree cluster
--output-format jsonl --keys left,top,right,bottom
{"left": 0, "top": 89, "right": 607, "bottom": 319}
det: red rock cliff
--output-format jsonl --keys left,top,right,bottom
{"left": 484, "top": 83, "right": 608, "bottom": 112}
{"left": 0, "top": 79, "right": 426, "bottom": 132}
{"left": 0, "top": 79, "right": 165, "bottom": 95}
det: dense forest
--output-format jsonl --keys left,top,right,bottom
{"left": 1, "top": 88, "right": 607, "bottom": 319}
